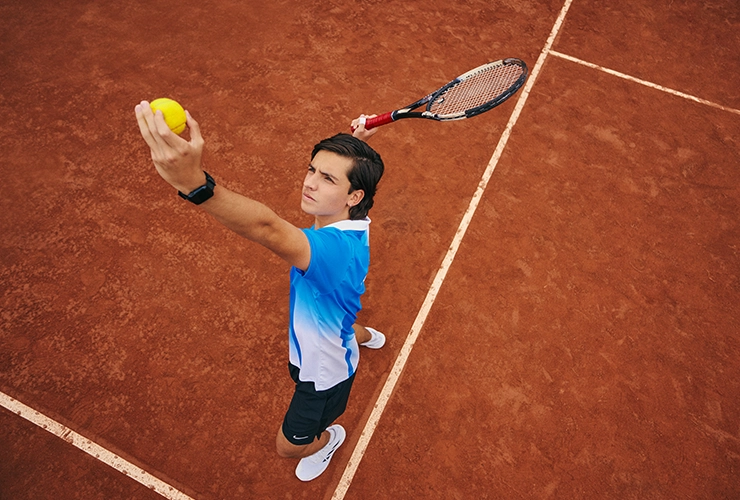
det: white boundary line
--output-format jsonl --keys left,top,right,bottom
{"left": 330, "top": 1, "right": 576, "bottom": 498}
{"left": 5, "top": 3, "right": 734, "bottom": 499}
{"left": 549, "top": 49, "right": 740, "bottom": 116}
{"left": 0, "top": 391, "right": 194, "bottom": 500}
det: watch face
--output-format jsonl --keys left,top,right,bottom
{"left": 189, "top": 185, "right": 214, "bottom": 204}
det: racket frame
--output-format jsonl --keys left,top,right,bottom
{"left": 363, "top": 58, "right": 528, "bottom": 129}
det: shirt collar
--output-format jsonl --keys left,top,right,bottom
{"left": 323, "top": 217, "right": 371, "bottom": 231}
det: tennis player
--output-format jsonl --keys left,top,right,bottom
{"left": 134, "top": 104, "right": 385, "bottom": 481}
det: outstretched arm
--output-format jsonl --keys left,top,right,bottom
{"left": 134, "top": 101, "right": 311, "bottom": 271}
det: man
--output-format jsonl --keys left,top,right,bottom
{"left": 135, "top": 103, "right": 385, "bottom": 481}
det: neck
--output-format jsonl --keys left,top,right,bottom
{"left": 314, "top": 211, "right": 351, "bottom": 229}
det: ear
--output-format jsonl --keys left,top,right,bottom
{"left": 347, "top": 189, "right": 364, "bottom": 208}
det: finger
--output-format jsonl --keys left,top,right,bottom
{"left": 354, "top": 128, "right": 378, "bottom": 140}
{"left": 350, "top": 114, "right": 367, "bottom": 133}
{"left": 139, "top": 100, "right": 179, "bottom": 148}
{"left": 135, "top": 102, "right": 164, "bottom": 152}
{"left": 152, "top": 110, "right": 179, "bottom": 142}
{"left": 153, "top": 109, "right": 196, "bottom": 155}
{"left": 136, "top": 100, "right": 169, "bottom": 148}
{"left": 138, "top": 100, "right": 159, "bottom": 132}
{"left": 185, "top": 110, "right": 204, "bottom": 149}
{"left": 136, "top": 101, "right": 188, "bottom": 171}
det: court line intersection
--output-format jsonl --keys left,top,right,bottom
{"left": 3, "top": 0, "right": 736, "bottom": 497}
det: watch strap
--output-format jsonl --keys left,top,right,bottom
{"left": 178, "top": 171, "right": 216, "bottom": 205}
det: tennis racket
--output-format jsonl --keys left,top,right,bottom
{"left": 354, "top": 58, "right": 527, "bottom": 130}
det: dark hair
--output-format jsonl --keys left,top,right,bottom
{"left": 311, "top": 133, "right": 384, "bottom": 220}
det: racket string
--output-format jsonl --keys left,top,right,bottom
{"left": 429, "top": 63, "right": 524, "bottom": 116}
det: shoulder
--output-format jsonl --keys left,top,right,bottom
{"left": 299, "top": 218, "right": 370, "bottom": 284}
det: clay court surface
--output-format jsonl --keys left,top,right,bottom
{"left": 1, "top": 0, "right": 739, "bottom": 498}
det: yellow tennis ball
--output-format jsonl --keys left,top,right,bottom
{"left": 150, "top": 98, "right": 187, "bottom": 134}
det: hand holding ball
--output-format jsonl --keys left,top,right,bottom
{"left": 150, "top": 98, "right": 187, "bottom": 134}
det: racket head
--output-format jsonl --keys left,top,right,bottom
{"left": 425, "top": 58, "right": 528, "bottom": 120}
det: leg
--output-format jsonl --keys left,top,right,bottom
{"left": 353, "top": 323, "right": 372, "bottom": 344}
{"left": 278, "top": 364, "right": 353, "bottom": 460}
{"left": 279, "top": 366, "right": 355, "bottom": 480}
{"left": 276, "top": 427, "right": 329, "bottom": 459}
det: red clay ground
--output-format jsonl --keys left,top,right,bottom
{"left": 1, "top": 0, "right": 738, "bottom": 499}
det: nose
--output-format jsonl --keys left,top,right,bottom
{"left": 304, "top": 171, "right": 318, "bottom": 190}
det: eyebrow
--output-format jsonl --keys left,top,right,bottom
{"left": 308, "top": 163, "right": 340, "bottom": 182}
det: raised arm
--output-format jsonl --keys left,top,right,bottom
{"left": 134, "top": 100, "right": 311, "bottom": 271}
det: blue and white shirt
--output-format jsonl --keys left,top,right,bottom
{"left": 288, "top": 218, "right": 370, "bottom": 391}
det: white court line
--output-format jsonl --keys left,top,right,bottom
{"left": 0, "top": 391, "right": 194, "bottom": 500}
{"left": 8, "top": 5, "right": 733, "bottom": 500}
{"left": 549, "top": 49, "right": 740, "bottom": 116}
{"left": 330, "top": 1, "right": 576, "bottom": 498}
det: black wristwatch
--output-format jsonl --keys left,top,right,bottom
{"left": 178, "top": 171, "right": 216, "bottom": 205}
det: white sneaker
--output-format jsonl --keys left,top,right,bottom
{"left": 360, "top": 327, "right": 386, "bottom": 349}
{"left": 295, "top": 425, "right": 346, "bottom": 481}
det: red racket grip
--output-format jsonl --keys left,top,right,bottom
{"left": 351, "top": 112, "right": 394, "bottom": 132}
{"left": 364, "top": 112, "right": 394, "bottom": 129}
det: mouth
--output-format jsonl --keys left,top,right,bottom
{"left": 302, "top": 191, "right": 315, "bottom": 202}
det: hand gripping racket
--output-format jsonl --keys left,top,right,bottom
{"left": 355, "top": 58, "right": 527, "bottom": 130}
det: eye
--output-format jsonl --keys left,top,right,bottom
{"left": 324, "top": 175, "right": 335, "bottom": 184}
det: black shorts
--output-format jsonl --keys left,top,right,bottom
{"left": 281, "top": 363, "right": 356, "bottom": 446}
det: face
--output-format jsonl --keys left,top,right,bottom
{"left": 301, "top": 150, "right": 364, "bottom": 228}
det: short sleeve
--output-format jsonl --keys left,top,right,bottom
{"left": 300, "top": 227, "right": 352, "bottom": 294}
